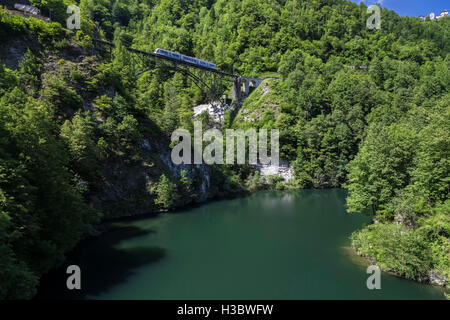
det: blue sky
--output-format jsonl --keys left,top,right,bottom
{"left": 351, "top": 0, "right": 449, "bottom": 17}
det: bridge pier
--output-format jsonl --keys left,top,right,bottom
{"left": 242, "top": 78, "right": 250, "bottom": 95}
{"left": 232, "top": 77, "right": 241, "bottom": 101}
{"left": 231, "top": 77, "right": 265, "bottom": 102}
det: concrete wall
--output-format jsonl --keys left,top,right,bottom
{"left": 232, "top": 76, "right": 264, "bottom": 101}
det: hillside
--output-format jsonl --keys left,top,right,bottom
{"left": 0, "top": 0, "right": 449, "bottom": 299}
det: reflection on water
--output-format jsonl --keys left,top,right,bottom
{"left": 36, "top": 225, "right": 166, "bottom": 299}
{"left": 37, "top": 189, "right": 447, "bottom": 300}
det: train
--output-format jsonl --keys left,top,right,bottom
{"left": 13, "top": 3, "right": 40, "bottom": 15}
{"left": 154, "top": 48, "right": 217, "bottom": 71}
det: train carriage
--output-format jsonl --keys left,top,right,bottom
{"left": 154, "top": 48, "right": 217, "bottom": 71}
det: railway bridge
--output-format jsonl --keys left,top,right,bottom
{"left": 92, "top": 39, "right": 268, "bottom": 102}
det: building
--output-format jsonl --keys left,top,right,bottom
{"left": 436, "top": 10, "right": 449, "bottom": 19}
{"left": 419, "top": 10, "right": 448, "bottom": 21}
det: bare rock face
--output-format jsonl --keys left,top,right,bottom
{"left": 261, "top": 81, "right": 270, "bottom": 95}
{"left": 395, "top": 213, "right": 416, "bottom": 229}
{"left": 251, "top": 159, "right": 294, "bottom": 181}
{"left": 0, "top": 35, "right": 39, "bottom": 69}
{"left": 428, "top": 271, "right": 447, "bottom": 287}
{"left": 193, "top": 102, "right": 226, "bottom": 122}
{"left": 158, "top": 147, "right": 212, "bottom": 202}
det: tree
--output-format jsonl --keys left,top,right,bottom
{"left": 154, "top": 174, "right": 176, "bottom": 209}
{"left": 60, "top": 112, "right": 99, "bottom": 185}
{"left": 345, "top": 123, "right": 417, "bottom": 215}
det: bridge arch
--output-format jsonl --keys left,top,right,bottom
{"left": 92, "top": 39, "right": 236, "bottom": 102}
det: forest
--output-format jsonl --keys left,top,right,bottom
{"left": 0, "top": 0, "right": 449, "bottom": 299}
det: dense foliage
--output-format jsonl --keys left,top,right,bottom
{"left": 0, "top": 0, "right": 448, "bottom": 298}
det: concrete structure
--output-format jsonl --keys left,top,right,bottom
{"left": 232, "top": 77, "right": 241, "bottom": 101}
{"left": 420, "top": 9, "right": 448, "bottom": 21}
{"left": 231, "top": 76, "right": 277, "bottom": 102}
{"left": 93, "top": 39, "right": 277, "bottom": 103}
{"left": 240, "top": 77, "right": 263, "bottom": 96}
{"left": 436, "top": 10, "right": 449, "bottom": 19}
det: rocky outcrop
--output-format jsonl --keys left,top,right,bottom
{"left": 428, "top": 271, "right": 447, "bottom": 287}
{"left": 251, "top": 159, "right": 294, "bottom": 181}
{"left": 193, "top": 102, "right": 228, "bottom": 122}
{"left": 158, "top": 145, "right": 212, "bottom": 202}
{"left": 0, "top": 34, "right": 40, "bottom": 69}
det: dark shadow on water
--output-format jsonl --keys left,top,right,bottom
{"left": 35, "top": 225, "right": 166, "bottom": 300}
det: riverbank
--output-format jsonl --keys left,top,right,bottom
{"left": 343, "top": 245, "right": 449, "bottom": 296}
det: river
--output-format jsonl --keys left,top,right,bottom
{"left": 37, "top": 189, "right": 446, "bottom": 299}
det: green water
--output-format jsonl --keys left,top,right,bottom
{"left": 38, "top": 189, "right": 446, "bottom": 299}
